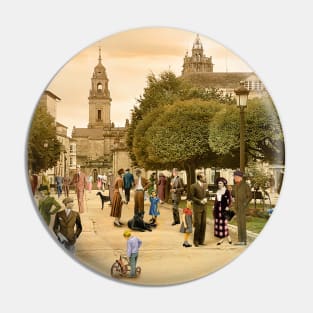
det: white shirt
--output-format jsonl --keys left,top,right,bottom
{"left": 65, "top": 208, "right": 71, "bottom": 217}
{"left": 136, "top": 176, "right": 143, "bottom": 190}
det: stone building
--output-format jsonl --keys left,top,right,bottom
{"left": 181, "top": 34, "right": 268, "bottom": 98}
{"left": 71, "top": 49, "right": 131, "bottom": 182}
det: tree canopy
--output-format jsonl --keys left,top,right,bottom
{"left": 28, "top": 106, "right": 61, "bottom": 173}
{"left": 209, "top": 97, "right": 285, "bottom": 166}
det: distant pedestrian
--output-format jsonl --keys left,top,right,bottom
{"left": 123, "top": 230, "right": 142, "bottom": 278}
{"left": 101, "top": 174, "right": 107, "bottom": 191}
{"left": 233, "top": 170, "right": 253, "bottom": 245}
{"left": 87, "top": 173, "right": 93, "bottom": 192}
{"left": 148, "top": 190, "right": 160, "bottom": 226}
{"left": 53, "top": 197, "right": 82, "bottom": 253}
{"left": 110, "top": 168, "right": 126, "bottom": 227}
{"left": 107, "top": 171, "right": 114, "bottom": 204}
{"left": 133, "top": 168, "right": 150, "bottom": 215}
{"left": 38, "top": 188, "right": 61, "bottom": 226}
{"left": 157, "top": 172, "right": 166, "bottom": 204}
{"left": 55, "top": 175, "right": 63, "bottom": 198}
{"left": 123, "top": 168, "right": 134, "bottom": 203}
{"left": 269, "top": 174, "right": 276, "bottom": 193}
{"left": 63, "top": 174, "right": 71, "bottom": 198}
{"left": 97, "top": 175, "right": 102, "bottom": 190}
{"left": 71, "top": 165, "right": 87, "bottom": 213}
{"left": 180, "top": 200, "right": 193, "bottom": 247}
{"left": 213, "top": 177, "right": 233, "bottom": 245}
{"left": 190, "top": 172, "right": 208, "bottom": 247}
{"left": 41, "top": 173, "right": 50, "bottom": 194}
{"left": 30, "top": 173, "right": 38, "bottom": 196}
{"left": 170, "top": 168, "right": 184, "bottom": 225}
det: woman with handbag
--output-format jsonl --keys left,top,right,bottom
{"left": 213, "top": 177, "right": 233, "bottom": 245}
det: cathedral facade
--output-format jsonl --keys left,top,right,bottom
{"left": 71, "top": 49, "right": 130, "bottom": 181}
{"left": 181, "top": 34, "right": 267, "bottom": 98}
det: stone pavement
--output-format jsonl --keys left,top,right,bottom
{"left": 47, "top": 188, "right": 252, "bottom": 286}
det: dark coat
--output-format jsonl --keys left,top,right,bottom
{"left": 53, "top": 210, "right": 82, "bottom": 245}
{"left": 190, "top": 182, "right": 209, "bottom": 211}
{"left": 233, "top": 180, "right": 252, "bottom": 210}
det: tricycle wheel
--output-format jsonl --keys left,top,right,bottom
{"left": 111, "top": 261, "right": 122, "bottom": 278}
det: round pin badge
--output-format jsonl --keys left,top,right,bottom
{"left": 27, "top": 27, "right": 285, "bottom": 286}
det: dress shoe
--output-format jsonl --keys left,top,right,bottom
{"left": 118, "top": 221, "right": 124, "bottom": 226}
{"left": 114, "top": 222, "right": 122, "bottom": 227}
{"left": 172, "top": 222, "right": 179, "bottom": 226}
{"left": 183, "top": 243, "right": 192, "bottom": 247}
{"left": 217, "top": 241, "right": 223, "bottom": 245}
{"left": 194, "top": 242, "right": 199, "bottom": 247}
{"left": 228, "top": 240, "right": 232, "bottom": 244}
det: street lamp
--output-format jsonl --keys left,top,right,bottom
{"left": 234, "top": 81, "right": 249, "bottom": 173}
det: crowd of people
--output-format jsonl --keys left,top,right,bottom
{"left": 31, "top": 165, "right": 254, "bottom": 278}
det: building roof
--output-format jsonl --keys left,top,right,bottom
{"left": 44, "top": 90, "right": 61, "bottom": 101}
{"left": 72, "top": 127, "right": 126, "bottom": 139}
{"left": 181, "top": 72, "right": 254, "bottom": 89}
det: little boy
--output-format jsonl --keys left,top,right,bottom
{"left": 123, "top": 230, "right": 142, "bottom": 278}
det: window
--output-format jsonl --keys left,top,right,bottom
{"left": 97, "top": 110, "right": 102, "bottom": 121}
{"left": 97, "top": 83, "right": 103, "bottom": 92}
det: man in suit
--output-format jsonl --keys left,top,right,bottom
{"left": 123, "top": 168, "right": 134, "bottom": 203}
{"left": 170, "top": 168, "right": 184, "bottom": 225}
{"left": 71, "top": 165, "right": 87, "bottom": 213}
{"left": 133, "top": 168, "right": 150, "bottom": 215}
{"left": 53, "top": 197, "right": 82, "bottom": 253}
{"left": 233, "top": 170, "right": 253, "bottom": 245}
{"left": 190, "top": 173, "right": 209, "bottom": 247}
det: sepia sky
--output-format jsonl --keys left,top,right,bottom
{"left": 47, "top": 27, "right": 252, "bottom": 136}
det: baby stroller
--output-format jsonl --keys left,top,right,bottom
{"left": 110, "top": 254, "right": 141, "bottom": 278}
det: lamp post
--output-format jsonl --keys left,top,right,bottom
{"left": 234, "top": 81, "right": 249, "bottom": 173}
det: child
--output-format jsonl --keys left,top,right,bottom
{"left": 123, "top": 230, "right": 142, "bottom": 278}
{"left": 148, "top": 190, "right": 160, "bottom": 226}
{"left": 180, "top": 200, "right": 193, "bottom": 247}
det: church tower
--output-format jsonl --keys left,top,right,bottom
{"left": 182, "top": 34, "right": 214, "bottom": 75}
{"left": 88, "top": 48, "right": 111, "bottom": 129}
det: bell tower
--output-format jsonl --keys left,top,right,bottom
{"left": 88, "top": 48, "right": 111, "bottom": 129}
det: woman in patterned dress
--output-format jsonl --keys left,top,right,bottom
{"left": 213, "top": 177, "right": 233, "bottom": 245}
{"left": 110, "top": 168, "right": 126, "bottom": 227}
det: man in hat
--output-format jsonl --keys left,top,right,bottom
{"left": 71, "top": 165, "right": 87, "bottom": 213}
{"left": 233, "top": 170, "right": 252, "bottom": 245}
{"left": 170, "top": 168, "right": 184, "bottom": 225}
{"left": 53, "top": 197, "right": 82, "bottom": 253}
{"left": 123, "top": 168, "right": 134, "bottom": 203}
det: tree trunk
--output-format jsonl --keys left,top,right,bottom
{"left": 185, "top": 162, "right": 196, "bottom": 199}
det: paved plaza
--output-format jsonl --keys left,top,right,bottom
{"left": 45, "top": 188, "right": 251, "bottom": 286}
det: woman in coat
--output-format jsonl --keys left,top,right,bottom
{"left": 213, "top": 177, "right": 233, "bottom": 245}
{"left": 157, "top": 172, "right": 166, "bottom": 204}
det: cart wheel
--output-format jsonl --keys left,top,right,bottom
{"left": 136, "top": 266, "right": 141, "bottom": 276}
{"left": 111, "top": 262, "right": 122, "bottom": 278}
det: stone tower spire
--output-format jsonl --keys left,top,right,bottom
{"left": 182, "top": 34, "right": 214, "bottom": 75}
{"left": 88, "top": 48, "right": 111, "bottom": 129}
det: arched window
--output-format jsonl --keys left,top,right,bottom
{"left": 97, "top": 83, "right": 103, "bottom": 92}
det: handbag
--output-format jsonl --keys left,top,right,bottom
{"left": 223, "top": 209, "right": 235, "bottom": 221}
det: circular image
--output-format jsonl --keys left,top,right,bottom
{"left": 27, "top": 27, "right": 285, "bottom": 286}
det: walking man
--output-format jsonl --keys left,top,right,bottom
{"left": 71, "top": 165, "right": 87, "bottom": 213}
{"left": 53, "top": 197, "right": 82, "bottom": 253}
{"left": 190, "top": 173, "right": 208, "bottom": 246}
{"left": 170, "top": 168, "right": 184, "bottom": 225}
{"left": 233, "top": 170, "right": 252, "bottom": 245}
{"left": 123, "top": 168, "right": 134, "bottom": 203}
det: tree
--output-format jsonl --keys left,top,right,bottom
{"left": 132, "top": 100, "right": 222, "bottom": 193}
{"left": 28, "top": 106, "right": 61, "bottom": 173}
{"left": 208, "top": 97, "right": 285, "bottom": 167}
{"left": 127, "top": 70, "right": 234, "bottom": 166}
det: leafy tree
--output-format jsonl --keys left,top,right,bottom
{"left": 133, "top": 100, "right": 222, "bottom": 193}
{"left": 209, "top": 97, "right": 285, "bottom": 167}
{"left": 127, "top": 70, "right": 234, "bottom": 166}
{"left": 28, "top": 106, "right": 61, "bottom": 173}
